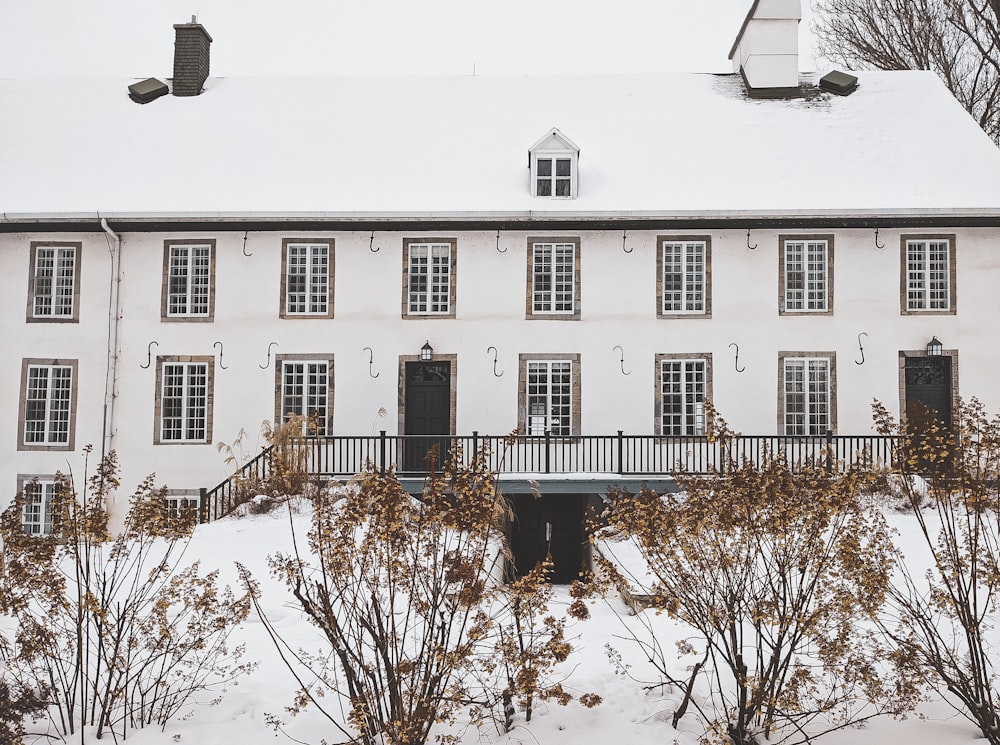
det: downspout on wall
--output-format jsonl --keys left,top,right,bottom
{"left": 100, "top": 217, "right": 123, "bottom": 465}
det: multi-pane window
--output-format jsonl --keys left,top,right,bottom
{"left": 536, "top": 157, "right": 573, "bottom": 197}
{"left": 30, "top": 244, "right": 78, "bottom": 319}
{"left": 407, "top": 243, "right": 452, "bottom": 315}
{"left": 531, "top": 242, "right": 576, "bottom": 314}
{"left": 661, "top": 240, "right": 707, "bottom": 314}
{"left": 782, "top": 356, "right": 832, "bottom": 436}
{"left": 783, "top": 239, "right": 830, "bottom": 312}
{"left": 906, "top": 239, "right": 951, "bottom": 311}
{"left": 165, "top": 492, "right": 200, "bottom": 521}
{"left": 166, "top": 243, "right": 212, "bottom": 318}
{"left": 279, "top": 359, "right": 331, "bottom": 435}
{"left": 284, "top": 242, "right": 331, "bottom": 316}
{"left": 526, "top": 361, "right": 573, "bottom": 436}
{"left": 660, "top": 359, "right": 708, "bottom": 436}
{"left": 158, "top": 361, "right": 210, "bottom": 443}
{"left": 22, "top": 480, "right": 57, "bottom": 535}
{"left": 22, "top": 363, "right": 74, "bottom": 446}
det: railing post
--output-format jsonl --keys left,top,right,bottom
{"left": 472, "top": 430, "right": 479, "bottom": 461}
{"left": 379, "top": 430, "right": 387, "bottom": 475}
{"left": 545, "top": 430, "right": 551, "bottom": 474}
{"left": 825, "top": 429, "right": 834, "bottom": 472}
{"left": 199, "top": 487, "right": 208, "bottom": 524}
{"left": 617, "top": 430, "right": 624, "bottom": 475}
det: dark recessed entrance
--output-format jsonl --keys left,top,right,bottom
{"left": 508, "top": 493, "right": 585, "bottom": 584}
{"left": 904, "top": 355, "right": 953, "bottom": 429}
{"left": 403, "top": 361, "right": 452, "bottom": 472}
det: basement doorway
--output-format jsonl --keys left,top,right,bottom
{"left": 508, "top": 493, "right": 586, "bottom": 584}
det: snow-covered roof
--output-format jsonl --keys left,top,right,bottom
{"left": 2, "top": 70, "right": 1000, "bottom": 221}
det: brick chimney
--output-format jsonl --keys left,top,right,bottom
{"left": 728, "top": 0, "right": 801, "bottom": 93}
{"left": 172, "top": 17, "right": 212, "bottom": 96}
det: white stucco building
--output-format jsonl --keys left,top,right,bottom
{"left": 3, "top": 1, "right": 1000, "bottom": 578}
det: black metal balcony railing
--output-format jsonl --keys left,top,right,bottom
{"left": 199, "top": 430, "right": 897, "bottom": 523}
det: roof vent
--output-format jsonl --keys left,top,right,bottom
{"left": 128, "top": 77, "right": 169, "bottom": 104}
{"left": 819, "top": 70, "right": 859, "bottom": 95}
{"left": 172, "top": 19, "right": 212, "bottom": 96}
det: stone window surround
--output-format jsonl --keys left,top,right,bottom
{"left": 160, "top": 239, "right": 217, "bottom": 322}
{"left": 516, "top": 353, "right": 582, "bottom": 437}
{"left": 17, "top": 357, "right": 79, "bottom": 452}
{"left": 153, "top": 355, "right": 215, "bottom": 445}
{"left": 401, "top": 238, "right": 458, "bottom": 319}
{"left": 26, "top": 241, "right": 82, "bottom": 323}
{"left": 15, "top": 474, "right": 61, "bottom": 535}
{"left": 273, "top": 353, "right": 336, "bottom": 435}
{"left": 653, "top": 352, "right": 714, "bottom": 436}
{"left": 899, "top": 234, "right": 957, "bottom": 316}
{"left": 776, "top": 351, "right": 838, "bottom": 435}
{"left": 396, "top": 354, "right": 459, "bottom": 436}
{"left": 279, "top": 238, "right": 335, "bottom": 319}
{"left": 778, "top": 234, "right": 835, "bottom": 316}
{"left": 525, "top": 237, "right": 582, "bottom": 320}
{"left": 656, "top": 235, "right": 713, "bottom": 318}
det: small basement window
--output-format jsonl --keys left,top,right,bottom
{"left": 528, "top": 128, "right": 579, "bottom": 199}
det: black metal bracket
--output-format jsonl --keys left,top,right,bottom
{"left": 496, "top": 229, "right": 507, "bottom": 253}
{"left": 259, "top": 341, "right": 278, "bottom": 370}
{"left": 613, "top": 345, "right": 631, "bottom": 375}
{"left": 874, "top": 228, "right": 885, "bottom": 249}
{"left": 363, "top": 346, "right": 380, "bottom": 378}
{"left": 622, "top": 230, "right": 633, "bottom": 253}
{"left": 746, "top": 229, "right": 757, "bottom": 250}
{"left": 214, "top": 341, "right": 228, "bottom": 370}
{"left": 140, "top": 340, "right": 158, "bottom": 369}
{"left": 370, "top": 231, "right": 380, "bottom": 253}
{"left": 730, "top": 342, "right": 746, "bottom": 373}
{"left": 242, "top": 230, "right": 252, "bottom": 257}
{"left": 856, "top": 332, "right": 868, "bottom": 365}
{"left": 487, "top": 346, "right": 504, "bottom": 377}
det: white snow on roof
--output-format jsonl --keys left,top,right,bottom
{"left": 2, "top": 70, "right": 999, "bottom": 217}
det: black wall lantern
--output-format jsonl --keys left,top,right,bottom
{"left": 420, "top": 340, "right": 434, "bottom": 361}
{"left": 927, "top": 336, "right": 943, "bottom": 356}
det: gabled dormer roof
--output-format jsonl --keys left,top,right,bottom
{"left": 528, "top": 127, "right": 580, "bottom": 158}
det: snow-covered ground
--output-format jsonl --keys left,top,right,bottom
{"left": 23, "top": 504, "right": 991, "bottom": 745}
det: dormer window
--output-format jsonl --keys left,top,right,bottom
{"left": 528, "top": 128, "right": 579, "bottom": 199}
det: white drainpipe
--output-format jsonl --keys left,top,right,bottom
{"left": 100, "top": 217, "right": 123, "bottom": 462}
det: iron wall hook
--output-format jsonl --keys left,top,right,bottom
{"left": 874, "top": 228, "right": 885, "bottom": 250}
{"left": 214, "top": 341, "right": 228, "bottom": 370}
{"left": 242, "top": 230, "right": 252, "bottom": 257}
{"left": 622, "top": 230, "right": 633, "bottom": 254}
{"left": 140, "top": 340, "right": 158, "bottom": 369}
{"left": 363, "top": 346, "right": 380, "bottom": 378}
{"left": 729, "top": 342, "right": 746, "bottom": 373}
{"left": 496, "top": 229, "right": 507, "bottom": 253}
{"left": 487, "top": 346, "right": 504, "bottom": 377}
{"left": 746, "top": 229, "right": 758, "bottom": 250}
{"left": 369, "top": 231, "right": 380, "bottom": 253}
{"left": 613, "top": 345, "right": 631, "bottom": 375}
{"left": 259, "top": 341, "right": 278, "bottom": 370}
{"left": 855, "top": 332, "right": 868, "bottom": 365}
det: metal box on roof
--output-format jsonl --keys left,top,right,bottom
{"left": 128, "top": 78, "right": 169, "bottom": 104}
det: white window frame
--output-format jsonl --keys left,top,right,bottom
{"left": 158, "top": 360, "right": 211, "bottom": 444}
{"left": 531, "top": 242, "right": 576, "bottom": 314}
{"left": 783, "top": 239, "right": 829, "bottom": 312}
{"left": 165, "top": 491, "right": 200, "bottom": 521}
{"left": 30, "top": 244, "right": 78, "bottom": 320}
{"left": 21, "top": 363, "right": 74, "bottom": 447}
{"left": 21, "top": 479, "right": 57, "bottom": 536}
{"left": 659, "top": 358, "right": 708, "bottom": 436}
{"left": 782, "top": 356, "right": 832, "bottom": 436}
{"left": 284, "top": 242, "right": 331, "bottom": 316}
{"left": 528, "top": 128, "right": 580, "bottom": 199}
{"left": 279, "top": 359, "right": 331, "bottom": 435}
{"left": 906, "top": 238, "right": 951, "bottom": 311}
{"left": 526, "top": 360, "right": 574, "bottom": 436}
{"left": 165, "top": 242, "right": 213, "bottom": 318}
{"left": 661, "top": 240, "right": 707, "bottom": 314}
{"left": 407, "top": 242, "right": 452, "bottom": 315}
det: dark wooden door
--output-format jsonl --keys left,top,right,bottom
{"left": 403, "top": 361, "right": 451, "bottom": 472}
{"left": 905, "top": 356, "right": 952, "bottom": 428}
{"left": 508, "top": 493, "right": 585, "bottom": 584}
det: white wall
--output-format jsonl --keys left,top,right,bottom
{"left": 3, "top": 225, "right": 999, "bottom": 520}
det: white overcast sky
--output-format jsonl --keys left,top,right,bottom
{"left": 0, "top": 0, "right": 817, "bottom": 78}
